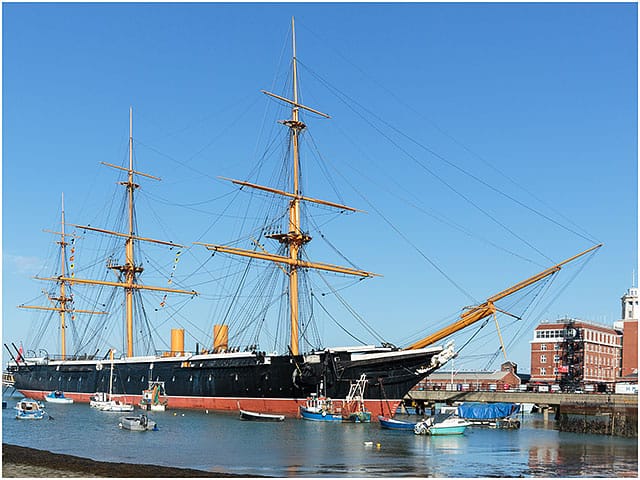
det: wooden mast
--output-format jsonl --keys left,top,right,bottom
{"left": 38, "top": 108, "right": 197, "bottom": 358}
{"left": 19, "top": 193, "right": 108, "bottom": 360}
{"left": 124, "top": 107, "right": 136, "bottom": 358}
{"left": 289, "top": 16, "right": 305, "bottom": 357}
{"left": 405, "top": 243, "right": 603, "bottom": 350}
{"left": 198, "top": 17, "right": 377, "bottom": 355}
{"left": 58, "top": 193, "right": 69, "bottom": 359}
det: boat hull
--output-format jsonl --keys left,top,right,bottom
{"left": 44, "top": 391, "right": 73, "bottom": 404}
{"left": 299, "top": 406, "right": 343, "bottom": 422}
{"left": 15, "top": 412, "right": 45, "bottom": 420}
{"left": 428, "top": 425, "right": 467, "bottom": 435}
{"left": 140, "top": 403, "right": 166, "bottom": 412}
{"left": 414, "top": 416, "right": 470, "bottom": 435}
{"left": 343, "top": 411, "right": 371, "bottom": 423}
{"left": 239, "top": 409, "right": 285, "bottom": 421}
{"left": 14, "top": 400, "right": 45, "bottom": 420}
{"left": 378, "top": 415, "right": 416, "bottom": 430}
{"left": 44, "top": 397, "right": 73, "bottom": 404}
{"left": 10, "top": 345, "right": 449, "bottom": 419}
{"left": 98, "top": 401, "right": 135, "bottom": 412}
{"left": 119, "top": 415, "right": 157, "bottom": 431}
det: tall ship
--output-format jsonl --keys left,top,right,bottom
{"left": 5, "top": 20, "right": 601, "bottom": 417}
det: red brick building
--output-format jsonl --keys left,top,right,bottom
{"left": 414, "top": 361, "right": 522, "bottom": 392}
{"left": 529, "top": 318, "right": 622, "bottom": 389}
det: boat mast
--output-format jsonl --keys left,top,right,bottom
{"left": 198, "top": 17, "right": 378, "bottom": 355}
{"left": 108, "top": 348, "right": 115, "bottom": 400}
{"left": 288, "top": 17, "right": 304, "bottom": 356}
{"left": 37, "top": 108, "right": 198, "bottom": 358}
{"left": 58, "top": 194, "right": 69, "bottom": 359}
{"left": 124, "top": 107, "right": 137, "bottom": 358}
{"left": 19, "top": 193, "right": 108, "bottom": 360}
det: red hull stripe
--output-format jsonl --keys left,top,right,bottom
{"left": 18, "top": 389, "right": 403, "bottom": 420}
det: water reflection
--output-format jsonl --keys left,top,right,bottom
{"left": 2, "top": 392, "right": 637, "bottom": 478}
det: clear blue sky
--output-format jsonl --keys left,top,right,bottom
{"left": 2, "top": 2, "right": 637, "bottom": 373}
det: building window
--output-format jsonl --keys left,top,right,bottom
{"left": 554, "top": 343, "right": 560, "bottom": 350}
{"left": 540, "top": 344, "right": 547, "bottom": 351}
{"left": 540, "top": 367, "right": 546, "bottom": 375}
{"left": 540, "top": 355, "right": 547, "bottom": 363}
{"left": 553, "top": 367, "right": 558, "bottom": 375}
{"left": 554, "top": 355, "right": 560, "bottom": 363}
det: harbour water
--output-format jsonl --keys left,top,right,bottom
{"left": 2, "top": 392, "right": 637, "bottom": 477}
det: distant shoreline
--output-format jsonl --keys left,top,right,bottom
{"left": 2, "top": 443, "right": 259, "bottom": 477}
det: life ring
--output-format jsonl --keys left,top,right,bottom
{"left": 96, "top": 362, "right": 103, "bottom": 371}
{"left": 321, "top": 411, "right": 326, "bottom": 417}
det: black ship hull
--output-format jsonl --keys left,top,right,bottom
{"left": 9, "top": 344, "right": 453, "bottom": 418}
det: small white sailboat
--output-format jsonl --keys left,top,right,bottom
{"left": 44, "top": 390, "right": 74, "bottom": 404}
{"left": 98, "top": 349, "right": 134, "bottom": 412}
{"left": 99, "top": 399, "right": 135, "bottom": 412}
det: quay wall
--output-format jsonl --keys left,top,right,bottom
{"left": 557, "top": 402, "right": 638, "bottom": 438}
{"left": 405, "top": 390, "right": 638, "bottom": 437}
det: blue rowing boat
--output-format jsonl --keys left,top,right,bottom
{"left": 378, "top": 415, "right": 416, "bottom": 430}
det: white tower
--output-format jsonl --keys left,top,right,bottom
{"left": 621, "top": 286, "right": 638, "bottom": 321}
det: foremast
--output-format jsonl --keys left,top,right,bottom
{"left": 38, "top": 108, "right": 197, "bottom": 358}
{"left": 19, "top": 193, "right": 108, "bottom": 360}
{"left": 197, "top": 18, "right": 378, "bottom": 355}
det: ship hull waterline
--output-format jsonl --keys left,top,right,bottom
{"left": 10, "top": 345, "right": 449, "bottom": 420}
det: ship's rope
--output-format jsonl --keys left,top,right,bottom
{"left": 347, "top": 183, "right": 478, "bottom": 305}
{"left": 310, "top": 266, "right": 387, "bottom": 345}
{"left": 307, "top": 126, "right": 550, "bottom": 268}
{"left": 291, "top": 26, "right": 598, "bottom": 246}
{"left": 311, "top": 291, "right": 368, "bottom": 345}
{"left": 299, "top": 61, "right": 557, "bottom": 266}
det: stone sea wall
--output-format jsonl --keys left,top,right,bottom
{"left": 557, "top": 402, "right": 638, "bottom": 437}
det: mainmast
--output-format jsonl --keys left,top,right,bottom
{"left": 124, "top": 108, "right": 136, "bottom": 357}
{"left": 289, "top": 17, "right": 303, "bottom": 356}
{"left": 38, "top": 108, "right": 197, "bottom": 358}
{"left": 20, "top": 193, "right": 108, "bottom": 360}
{"left": 198, "top": 17, "right": 378, "bottom": 355}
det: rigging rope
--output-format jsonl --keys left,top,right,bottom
{"left": 291, "top": 36, "right": 599, "bottom": 245}
{"left": 299, "top": 60, "right": 557, "bottom": 265}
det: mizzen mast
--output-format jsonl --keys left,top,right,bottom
{"left": 20, "top": 193, "right": 108, "bottom": 360}
{"left": 39, "top": 108, "right": 197, "bottom": 358}
{"left": 198, "top": 18, "right": 377, "bottom": 355}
